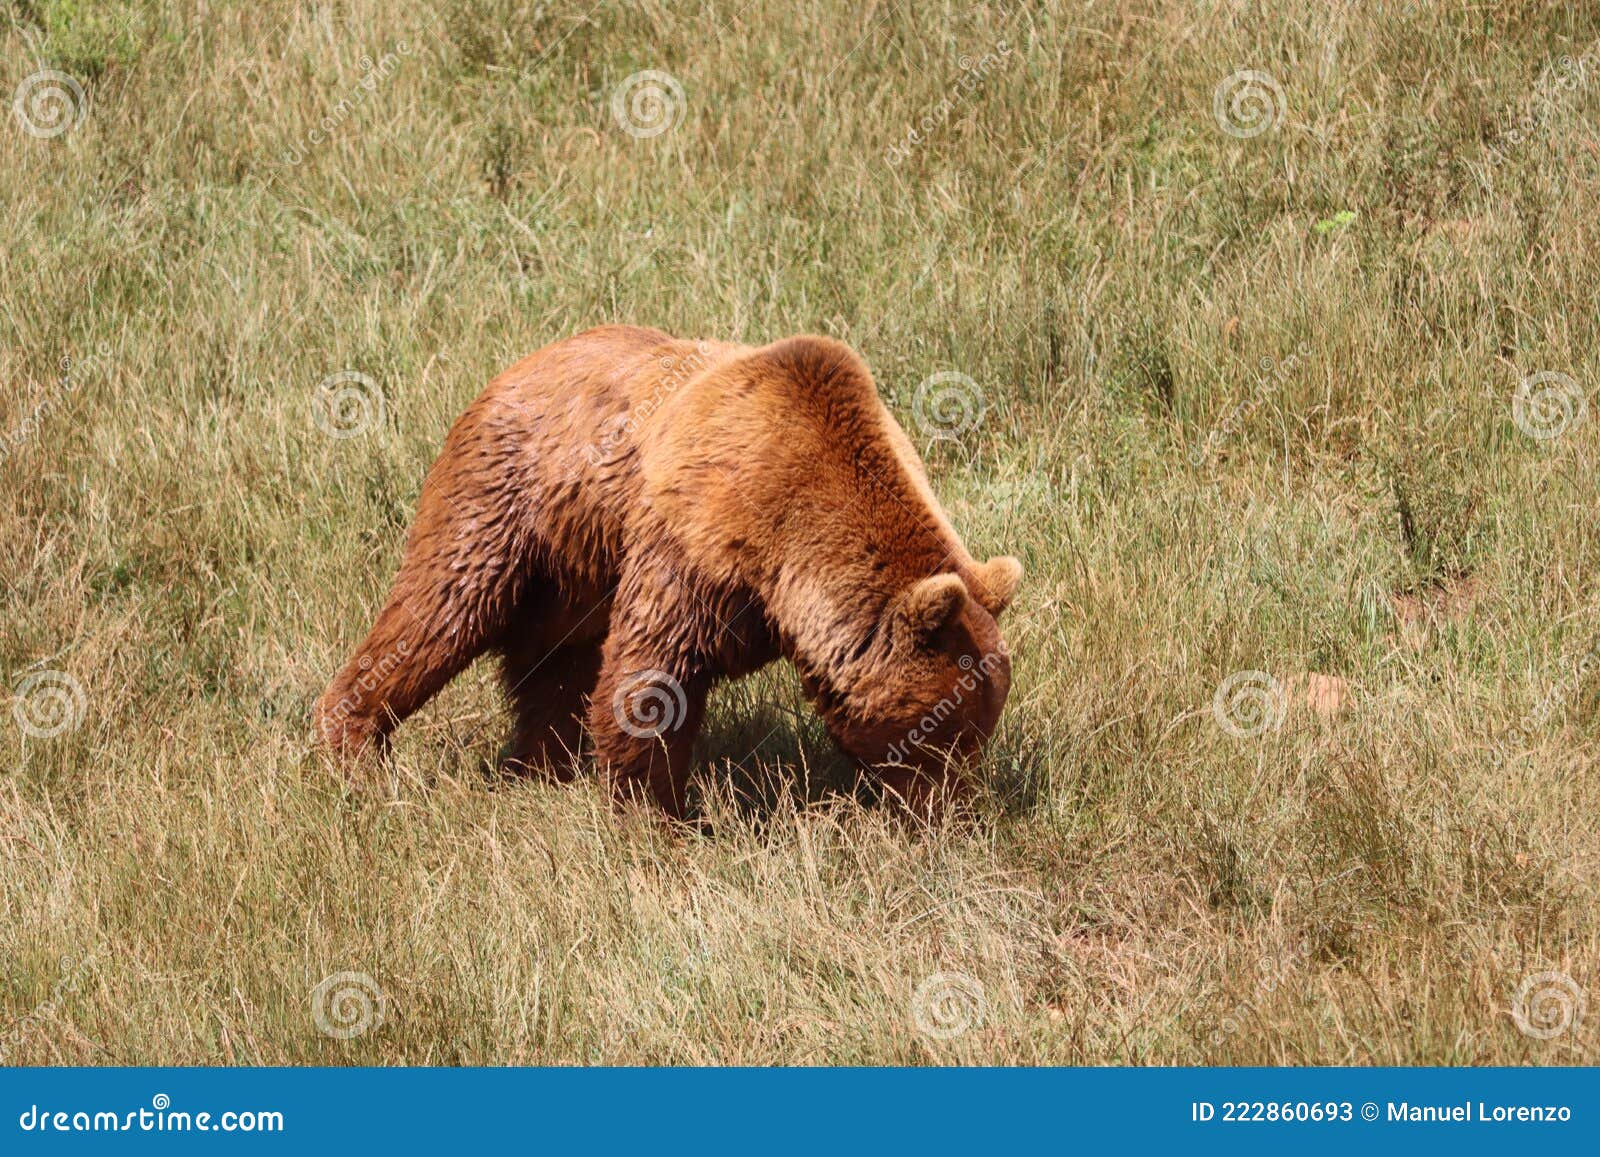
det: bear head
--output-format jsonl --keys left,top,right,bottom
{"left": 813, "top": 555, "right": 1022, "bottom": 810}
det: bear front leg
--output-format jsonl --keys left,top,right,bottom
{"left": 589, "top": 664, "right": 707, "bottom": 820}
{"left": 586, "top": 557, "right": 714, "bottom": 821}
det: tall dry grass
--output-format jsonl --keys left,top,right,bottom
{"left": 1, "top": 0, "right": 1597, "bottom": 1063}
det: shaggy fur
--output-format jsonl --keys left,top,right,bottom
{"left": 314, "top": 326, "right": 1021, "bottom": 819}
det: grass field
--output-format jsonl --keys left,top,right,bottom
{"left": 3, "top": 0, "right": 1599, "bottom": 1064}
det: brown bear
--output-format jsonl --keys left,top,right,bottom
{"left": 314, "top": 326, "right": 1021, "bottom": 820}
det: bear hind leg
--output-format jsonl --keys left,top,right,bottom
{"left": 314, "top": 478, "right": 533, "bottom": 766}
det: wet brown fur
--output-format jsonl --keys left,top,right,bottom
{"left": 313, "top": 326, "right": 1022, "bottom": 820}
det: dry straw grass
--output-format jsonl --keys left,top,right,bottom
{"left": 2, "top": 0, "right": 1598, "bottom": 1063}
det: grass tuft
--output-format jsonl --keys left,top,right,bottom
{"left": 2, "top": 0, "right": 1598, "bottom": 1065}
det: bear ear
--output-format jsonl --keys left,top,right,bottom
{"left": 895, "top": 573, "right": 967, "bottom": 643}
{"left": 968, "top": 555, "right": 1022, "bottom": 616}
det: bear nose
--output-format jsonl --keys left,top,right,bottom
{"left": 982, "top": 652, "right": 1011, "bottom": 723}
